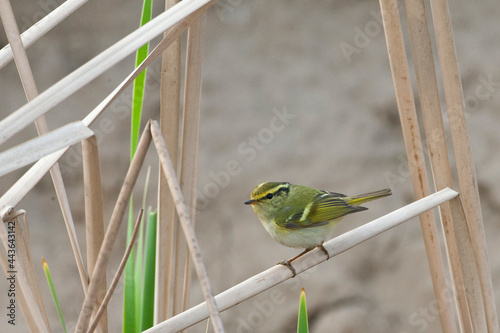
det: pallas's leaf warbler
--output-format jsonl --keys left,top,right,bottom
{"left": 245, "top": 182, "right": 391, "bottom": 275}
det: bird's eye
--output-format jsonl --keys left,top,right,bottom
{"left": 266, "top": 193, "right": 273, "bottom": 199}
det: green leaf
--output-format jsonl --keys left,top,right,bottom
{"left": 130, "top": 0, "right": 153, "bottom": 161}
{"left": 297, "top": 288, "right": 309, "bottom": 333}
{"left": 123, "top": 208, "right": 136, "bottom": 333}
{"left": 134, "top": 200, "right": 144, "bottom": 331}
{"left": 123, "top": 0, "right": 153, "bottom": 331}
{"left": 140, "top": 210, "right": 157, "bottom": 331}
{"left": 136, "top": 166, "right": 152, "bottom": 330}
{"left": 42, "top": 258, "right": 67, "bottom": 333}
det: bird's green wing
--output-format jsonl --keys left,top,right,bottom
{"left": 282, "top": 193, "right": 367, "bottom": 230}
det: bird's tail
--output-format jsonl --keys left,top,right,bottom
{"left": 345, "top": 188, "right": 392, "bottom": 206}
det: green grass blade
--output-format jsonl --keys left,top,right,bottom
{"left": 134, "top": 204, "right": 144, "bottom": 332}
{"left": 297, "top": 288, "right": 309, "bottom": 333}
{"left": 135, "top": 166, "right": 152, "bottom": 330}
{"left": 42, "top": 258, "right": 67, "bottom": 333}
{"left": 140, "top": 209, "right": 157, "bottom": 331}
{"left": 124, "top": 0, "right": 153, "bottom": 332}
{"left": 130, "top": 0, "right": 153, "bottom": 160}
{"left": 123, "top": 211, "right": 136, "bottom": 333}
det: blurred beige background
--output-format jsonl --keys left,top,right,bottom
{"left": 1, "top": 0, "right": 500, "bottom": 332}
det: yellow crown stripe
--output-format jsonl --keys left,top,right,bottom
{"left": 253, "top": 183, "right": 290, "bottom": 199}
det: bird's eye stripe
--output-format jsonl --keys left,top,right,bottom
{"left": 258, "top": 186, "right": 289, "bottom": 199}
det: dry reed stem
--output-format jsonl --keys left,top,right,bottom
{"left": 404, "top": 0, "right": 469, "bottom": 330}
{"left": 150, "top": 121, "right": 225, "bottom": 332}
{"left": 147, "top": 188, "right": 459, "bottom": 332}
{"left": 0, "top": 155, "right": 89, "bottom": 294}
{"left": 0, "top": 122, "right": 93, "bottom": 177}
{"left": 0, "top": 11, "right": 212, "bottom": 276}
{"left": 83, "top": 1, "right": 213, "bottom": 127}
{"left": 0, "top": 0, "right": 86, "bottom": 69}
{"left": 17, "top": 286, "right": 38, "bottom": 332}
{"left": 0, "top": 0, "right": 211, "bottom": 227}
{"left": 0, "top": 0, "right": 37, "bottom": 99}
{"left": 0, "top": 0, "right": 214, "bottom": 146}
{"left": 378, "top": 0, "right": 468, "bottom": 329}
{"left": 82, "top": 136, "right": 108, "bottom": 332}
{"left": 87, "top": 210, "right": 144, "bottom": 333}
{"left": 429, "top": 1, "right": 500, "bottom": 331}
{"left": 449, "top": 197, "right": 487, "bottom": 331}
{"left": 0, "top": 2, "right": 212, "bottom": 210}
{"left": 0, "top": 208, "right": 49, "bottom": 332}
{"left": 1, "top": 0, "right": 89, "bottom": 300}
{"left": 156, "top": 0, "right": 183, "bottom": 322}
{"left": 75, "top": 123, "right": 152, "bottom": 332}
{"left": 174, "top": 12, "right": 207, "bottom": 316}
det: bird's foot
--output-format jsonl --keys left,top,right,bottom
{"left": 277, "top": 260, "right": 296, "bottom": 277}
{"left": 318, "top": 242, "right": 329, "bottom": 260}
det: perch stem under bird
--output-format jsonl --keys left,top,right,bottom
{"left": 245, "top": 182, "right": 392, "bottom": 276}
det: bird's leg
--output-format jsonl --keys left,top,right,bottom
{"left": 277, "top": 248, "right": 313, "bottom": 277}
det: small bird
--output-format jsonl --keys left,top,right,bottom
{"left": 245, "top": 182, "right": 392, "bottom": 275}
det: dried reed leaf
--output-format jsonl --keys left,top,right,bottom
{"left": 156, "top": 0, "right": 182, "bottom": 322}
{"left": 0, "top": 0, "right": 86, "bottom": 69}
{"left": 0, "top": 122, "right": 93, "bottom": 177}
{"left": 0, "top": 0, "right": 214, "bottom": 146}
{"left": 0, "top": 2, "right": 212, "bottom": 212}
{"left": 148, "top": 188, "right": 460, "bottom": 333}
{"left": 0, "top": 150, "right": 62, "bottom": 210}
{"left": 83, "top": 2, "right": 212, "bottom": 127}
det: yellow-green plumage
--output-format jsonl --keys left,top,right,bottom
{"left": 245, "top": 182, "right": 391, "bottom": 250}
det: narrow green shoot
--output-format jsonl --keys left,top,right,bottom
{"left": 124, "top": 0, "right": 153, "bottom": 332}
{"left": 134, "top": 166, "right": 151, "bottom": 330}
{"left": 140, "top": 209, "right": 157, "bottom": 331}
{"left": 130, "top": 0, "right": 153, "bottom": 160}
{"left": 123, "top": 239, "right": 136, "bottom": 333}
{"left": 297, "top": 288, "right": 309, "bottom": 333}
{"left": 42, "top": 258, "right": 67, "bottom": 333}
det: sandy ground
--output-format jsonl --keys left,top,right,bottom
{"left": 1, "top": 0, "right": 500, "bottom": 332}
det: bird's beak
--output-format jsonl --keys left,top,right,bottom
{"left": 244, "top": 199, "right": 258, "bottom": 205}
